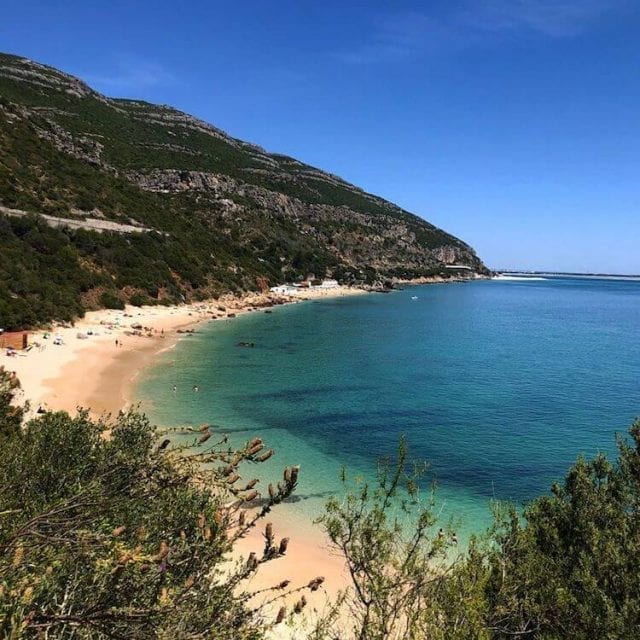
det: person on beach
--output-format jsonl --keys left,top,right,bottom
{"left": 115, "top": 339, "right": 118, "bottom": 347}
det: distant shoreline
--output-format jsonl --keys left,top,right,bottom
{"left": 499, "top": 270, "right": 640, "bottom": 280}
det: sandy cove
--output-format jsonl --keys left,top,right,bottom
{"left": 7, "top": 303, "right": 201, "bottom": 418}
{"left": 3, "top": 286, "right": 367, "bottom": 635}
{"left": 5, "top": 286, "right": 366, "bottom": 418}
{"left": 4, "top": 279, "right": 480, "bottom": 635}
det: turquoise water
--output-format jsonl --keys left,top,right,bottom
{"left": 135, "top": 278, "right": 640, "bottom": 539}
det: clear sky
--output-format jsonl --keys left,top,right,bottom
{"left": 2, "top": 1, "right": 639, "bottom": 273}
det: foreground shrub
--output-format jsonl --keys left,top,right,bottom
{"left": 2, "top": 365, "right": 639, "bottom": 639}
{"left": 0, "top": 368, "right": 314, "bottom": 638}
{"left": 315, "top": 429, "right": 640, "bottom": 639}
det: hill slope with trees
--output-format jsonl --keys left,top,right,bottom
{"left": 0, "top": 52, "right": 487, "bottom": 330}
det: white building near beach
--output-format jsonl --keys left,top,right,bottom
{"left": 270, "top": 285, "right": 300, "bottom": 295}
{"left": 271, "top": 279, "right": 338, "bottom": 294}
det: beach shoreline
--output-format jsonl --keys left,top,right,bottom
{"left": 3, "top": 274, "right": 483, "bottom": 418}
{"left": 4, "top": 286, "right": 367, "bottom": 419}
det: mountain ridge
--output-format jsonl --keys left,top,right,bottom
{"left": 0, "top": 52, "right": 488, "bottom": 329}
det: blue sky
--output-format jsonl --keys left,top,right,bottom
{"left": 2, "top": 1, "right": 639, "bottom": 272}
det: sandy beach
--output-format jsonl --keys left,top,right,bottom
{"left": 3, "top": 286, "right": 367, "bottom": 635}
{"left": 4, "top": 286, "right": 365, "bottom": 418}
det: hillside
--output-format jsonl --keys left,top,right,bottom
{"left": 0, "top": 52, "right": 487, "bottom": 329}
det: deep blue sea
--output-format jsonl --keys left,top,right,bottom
{"left": 135, "top": 277, "right": 640, "bottom": 540}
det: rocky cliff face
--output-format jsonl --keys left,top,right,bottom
{"left": 0, "top": 52, "right": 488, "bottom": 293}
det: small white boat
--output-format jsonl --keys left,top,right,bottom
{"left": 411, "top": 296, "right": 418, "bottom": 300}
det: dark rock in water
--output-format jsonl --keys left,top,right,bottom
{"left": 264, "top": 309, "right": 273, "bottom": 314}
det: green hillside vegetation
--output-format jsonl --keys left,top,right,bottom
{"left": 1, "top": 368, "right": 639, "bottom": 638}
{"left": 0, "top": 52, "right": 487, "bottom": 330}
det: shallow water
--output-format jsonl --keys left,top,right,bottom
{"left": 135, "top": 278, "right": 640, "bottom": 540}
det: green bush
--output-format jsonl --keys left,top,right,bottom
{"left": 129, "top": 292, "right": 152, "bottom": 307}
{"left": 99, "top": 290, "right": 125, "bottom": 310}
{"left": 314, "top": 426, "right": 640, "bottom": 639}
{"left": 0, "top": 367, "right": 313, "bottom": 638}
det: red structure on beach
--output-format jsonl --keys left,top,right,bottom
{"left": 0, "top": 332, "right": 29, "bottom": 350}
